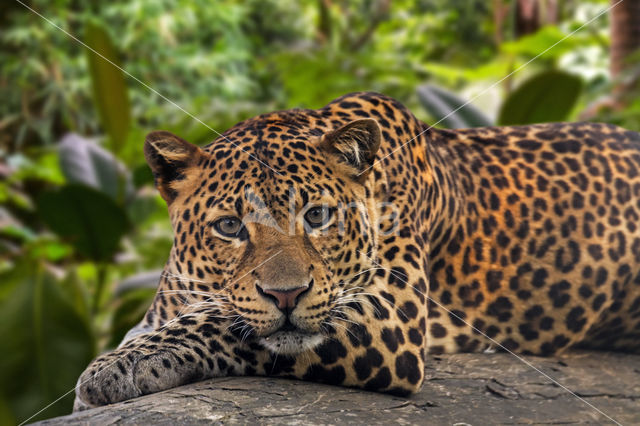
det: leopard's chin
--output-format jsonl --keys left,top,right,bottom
{"left": 259, "top": 331, "right": 325, "bottom": 355}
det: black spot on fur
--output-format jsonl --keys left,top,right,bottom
{"left": 395, "top": 351, "right": 421, "bottom": 385}
{"left": 314, "top": 338, "right": 348, "bottom": 364}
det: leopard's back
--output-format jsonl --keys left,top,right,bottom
{"left": 423, "top": 122, "right": 640, "bottom": 354}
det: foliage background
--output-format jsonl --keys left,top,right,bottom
{"left": 1, "top": 0, "right": 637, "bottom": 423}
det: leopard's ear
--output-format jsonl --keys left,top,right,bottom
{"left": 144, "top": 131, "right": 204, "bottom": 203}
{"left": 319, "top": 119, "right": 381, "bottom": 182}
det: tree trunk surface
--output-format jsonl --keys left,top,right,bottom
{"left": 37, "top": 351, "right": 639, "bottom": 425}
{"left": 610, "top": 0, "right": 640, "bottom": 76}
{"left": 610, "top": 0, "right": 640, "bottom": 93}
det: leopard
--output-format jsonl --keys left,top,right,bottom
{"left": 75, "top": 91, "right": 640, "bottom": 410}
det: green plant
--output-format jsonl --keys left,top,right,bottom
{"left": 417, "top": 84, "right": 493, "bottom": 128}
{"left": 0, "top": 132, "right": 167, "bottom": 422}
{"left": 417, "top": 69, "right": 584, "bottom": 128}
{"left": 498, "top": 70, "right": 583, "bottom": 125}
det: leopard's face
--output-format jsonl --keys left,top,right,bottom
{"left": 148, "top": 116, "right": 384, "bottom": 355}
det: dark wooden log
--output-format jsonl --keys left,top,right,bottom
{"left": 38, "top": 350, "right": 640, "bottom": 425}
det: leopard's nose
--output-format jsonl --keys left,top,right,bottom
{"left": 256, "top": 282, "right": 310, "bottom": 310}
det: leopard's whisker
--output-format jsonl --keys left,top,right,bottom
{"left": 348, "top": 267, "right": 387, "bottom": 278}
{"left": 327, "top": 318, "right": 358, "bottom": 340}
{"left": 161, "top": 271, "right": 209, "bottom": 284}
{"left": 334, "top": 291, "right": 382, "bottom": 316}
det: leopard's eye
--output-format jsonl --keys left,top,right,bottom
{"left": 213, "top": 217, "right": 246, "bottom": 238}
{"left": 304, "top": 206, "right": 333, "bottom": 229}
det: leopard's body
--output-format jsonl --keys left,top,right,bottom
{"left": 76, "top": 92, "right": 640, "bottom": 408}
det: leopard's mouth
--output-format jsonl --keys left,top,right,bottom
{"left": 278, "top": 317, "right": 303, "bottom": 332}
{"left": 259, "top": 322, "right": 324, "bottom": 355}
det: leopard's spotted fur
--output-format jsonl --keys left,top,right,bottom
{"left": 75, "top": 92, "right": 640, "bottom": 409}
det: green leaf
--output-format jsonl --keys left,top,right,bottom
{"left": 35, "top": 184, "right": 131, "bottom": 261}
{"left": 416, "top": 84, "right": 493, "bottom": 128}
{"left": 85, "top": 20, "right": 131, "bottom": 153}
{"left": 127, "top": 194, "right": 164, "bottom": 226}
{"left": 6, "top": 152, "right": 65, "bottom": 185}
{"left": 501, "top": 26, "right": 576, "bottom": 59}
{"left": 498, "top": 71, "right": 583, "bottom": 125}
{"left": 27, "top": 238, "right": 73, "bottom": 262}
{"left": 0, "top": 263, "right": 94, "bottom": 422}
{"left": 59, "top": 133, "right": 134, "bottom": 202}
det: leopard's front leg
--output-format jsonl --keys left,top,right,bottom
{"left": 74, "top": 311, "right": 268, "bottom": 410}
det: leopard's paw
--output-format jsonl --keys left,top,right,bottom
{"left": 74, "top": 351, "right": 142, "bottom": 409}
{"left": 75, "top": 349, "right": 194, "bottom": 409}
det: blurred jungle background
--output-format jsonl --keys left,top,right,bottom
{"left": 1, "top": 0, "right": 639, "bottom": 423}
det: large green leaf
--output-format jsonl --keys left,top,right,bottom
{"left": 0, "top": 263, "right": 94, "bottom": 423}
{"left": 35, "top": 184, "right": 130, "bottom": 261}
{"left": 497, "top": 71, "right": 583, "bottom": 125}
{"left": 417, "top": 84, "right": 493, "bottom": 128}
{"left": 59, "top": 133, "right": 134, "bottom": 202}
{"left": 85, "top": 20, "right": 131, "bottom": 153}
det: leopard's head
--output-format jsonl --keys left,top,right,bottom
{"left": 145, "top": 113, "right": 391, "bottom": 355}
